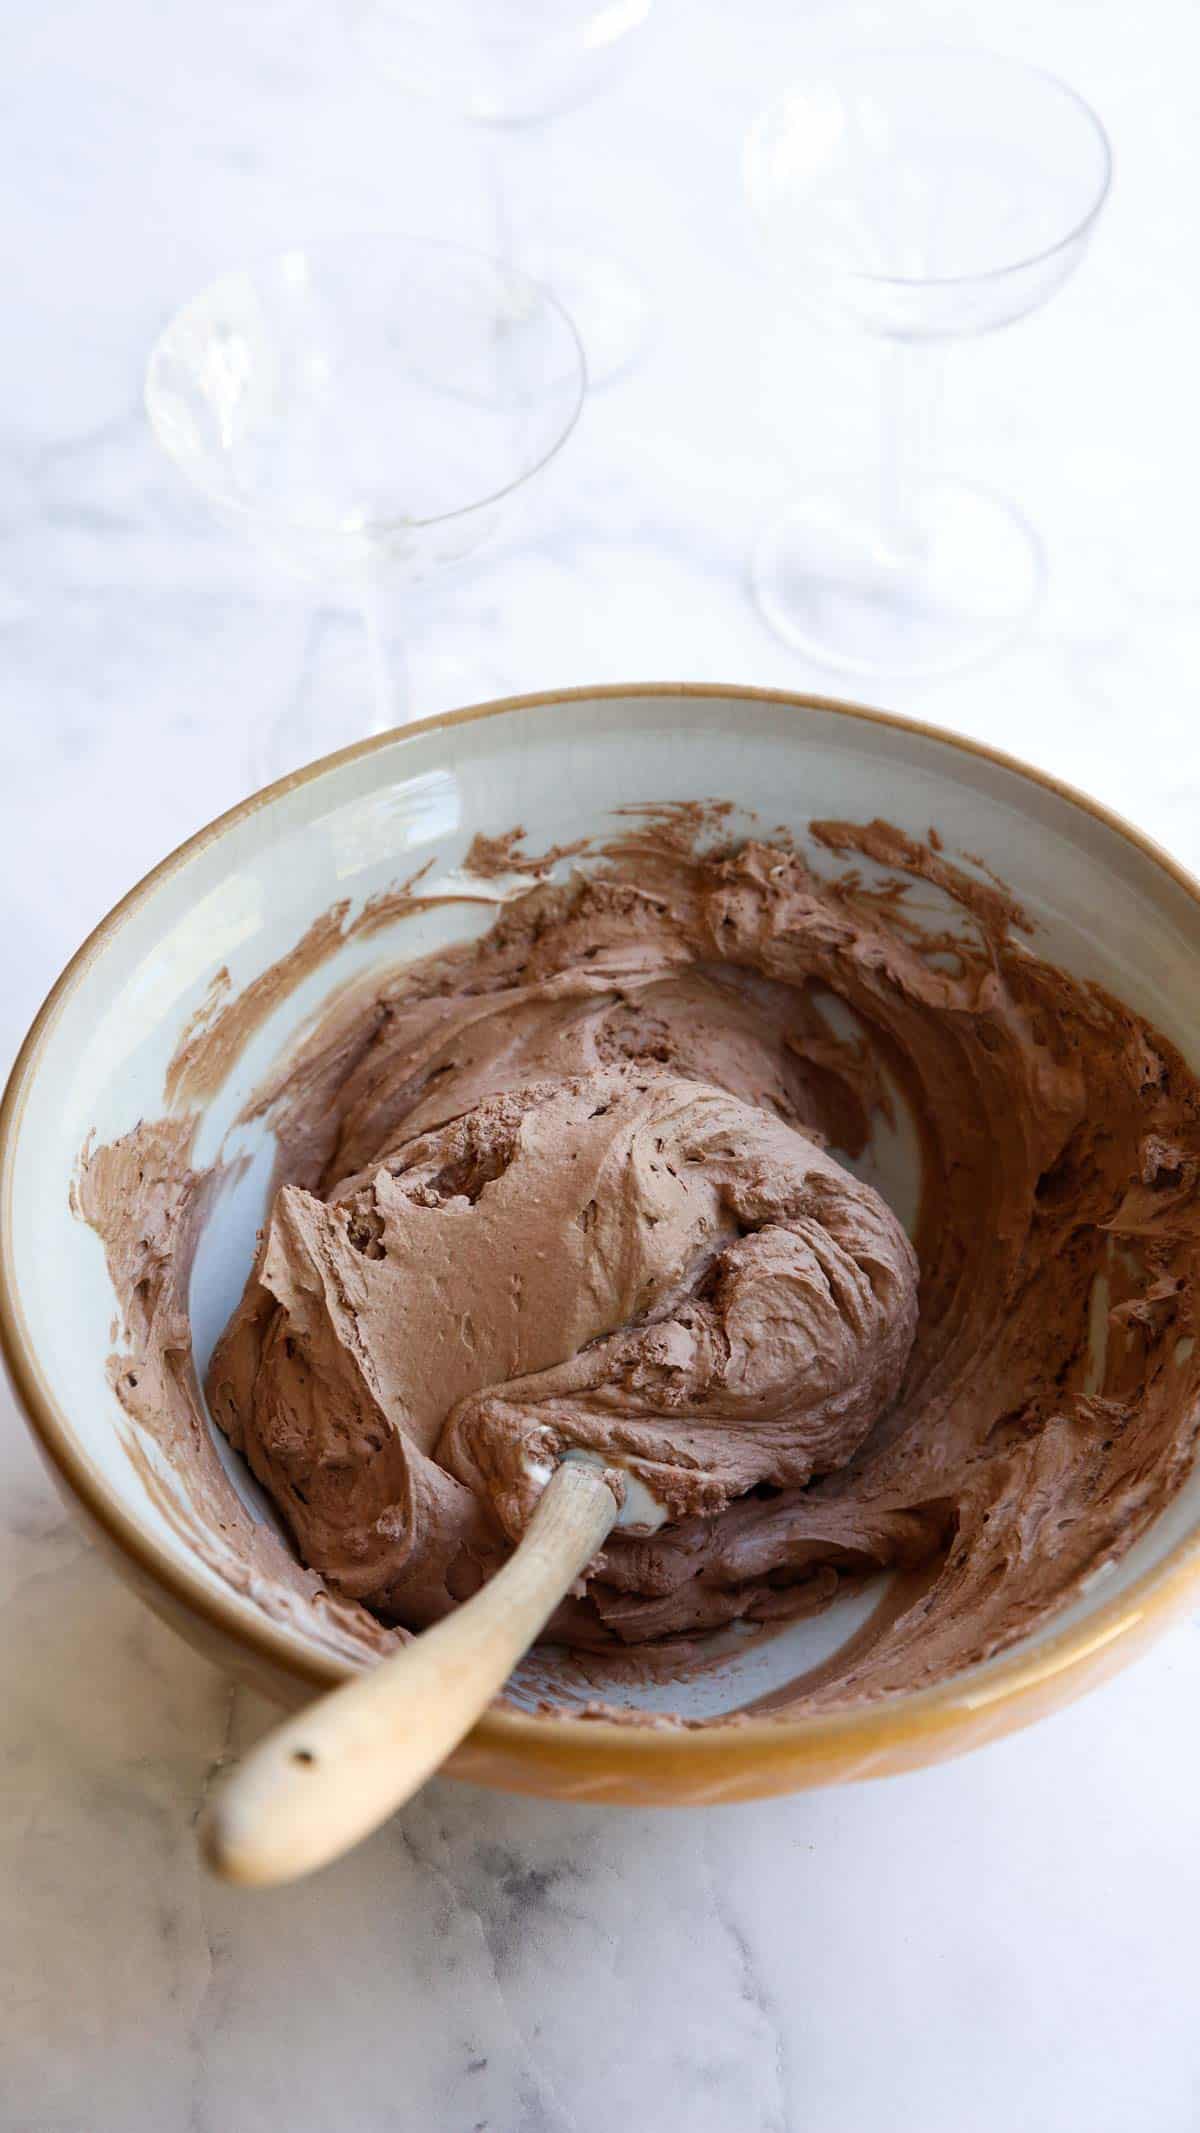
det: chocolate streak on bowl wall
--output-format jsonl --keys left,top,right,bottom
{"left": 77, "top": 810, "right": 1200, "bottom": 1715}
{"left": 69, "top": 863, "right": 512, "bottom": 1666}
{"left": 72, "top": 1119, "right": 395, "bottom": 1663}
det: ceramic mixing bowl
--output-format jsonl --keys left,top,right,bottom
{"left": 5, "top": 684, "right": 1200, "bottom": 1803}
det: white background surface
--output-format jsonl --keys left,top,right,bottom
{"left": 3, "top": 1, "right": 1200, "bottom": 2128}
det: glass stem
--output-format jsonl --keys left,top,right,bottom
{"left": 485, "top": 129, "right": 516, "bottom": 267}
{"left": 360, "top": 568, "right": 412, "bottom": 735}
{"left": 485, "top": 119, "right": 555, "bottom": 273}
{"left": 877, "top": 339, "right": 945, "bottom": 560}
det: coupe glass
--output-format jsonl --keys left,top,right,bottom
{"left": 146, "top": 235, "right": 585, "bottom": 781}
{"left": 745, "top": 52, "right": 1112, "bottom": 677}
{"left": 345, "top": 0, "right": 654, "bottom": 385}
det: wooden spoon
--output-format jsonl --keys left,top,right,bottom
{"left": 200, "top": 1461, "right": 617, "bottom": 1886}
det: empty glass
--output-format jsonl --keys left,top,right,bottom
{"left": 746, "top": 52, "right": 1112, "bottom": 676}
{"left": 146, "top": 235, "right": 585, "bottom": 780}
{"left": 345, "top": 0, "right": 654, "bottom": 385}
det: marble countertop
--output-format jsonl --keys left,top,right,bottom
{"left": 4, "top": 0, "right": 1200, "bottom": 2127}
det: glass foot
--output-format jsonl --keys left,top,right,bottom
{"left": 520, "top": 244, "right": 651, "bottom": 388}
{"left": 752, "top": 476, "right": 1045, "bottom": 678}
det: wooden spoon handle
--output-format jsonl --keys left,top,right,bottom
{"left": 201, "top": 1462, "right": 617, "bottom": 1886}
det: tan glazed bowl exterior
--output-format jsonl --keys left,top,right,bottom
{"left": 5, "top": 684, "right": 1200, "bottom": 1805}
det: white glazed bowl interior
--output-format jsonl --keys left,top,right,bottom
{"left": 8, "top": 687, "right": 1200, "bottom": 1738}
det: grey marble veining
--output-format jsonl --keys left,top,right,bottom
{"left": 4, "top": 0, "right": 1200, "bottom": 2126}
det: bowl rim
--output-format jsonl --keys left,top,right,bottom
{"left": 5, "top": 679, "right": 1200, "bottom": 1777}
